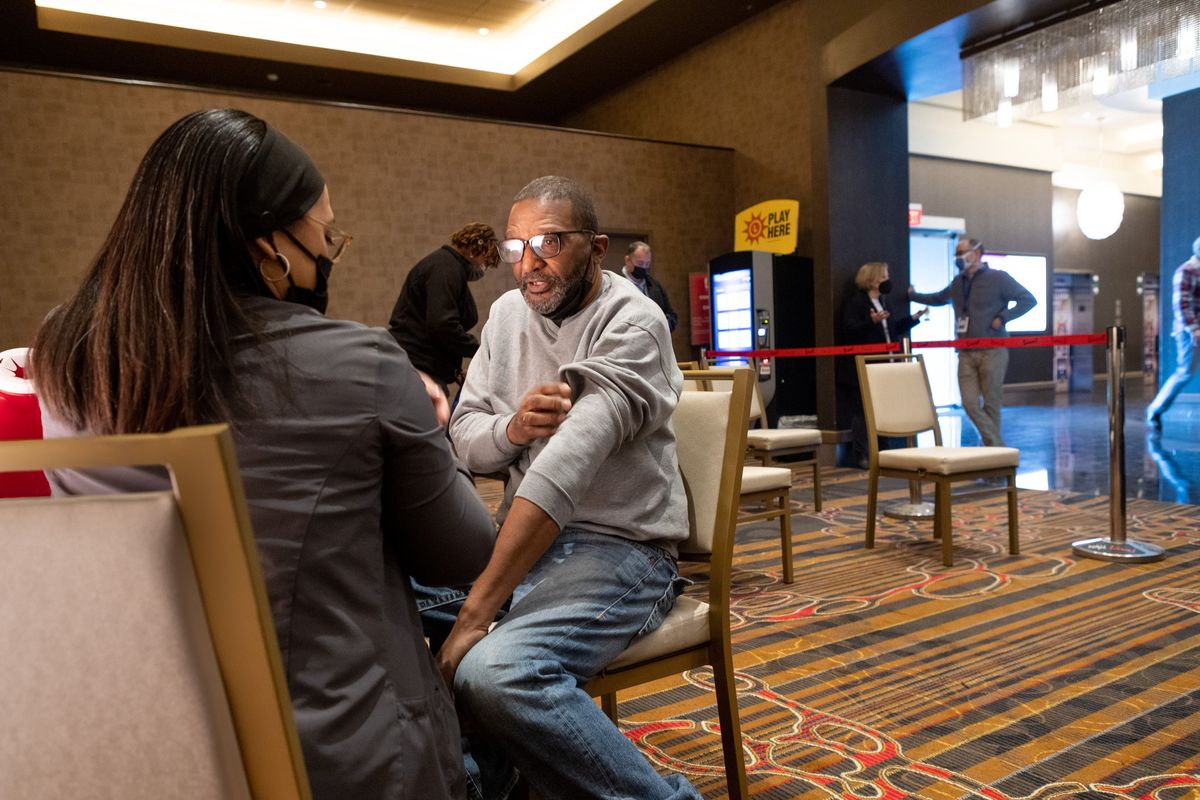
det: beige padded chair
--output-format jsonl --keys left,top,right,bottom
{"left": 743, "top": 379, "right": 823, "bottom": 512}
{"left": 0, "top": 424, "right": 311, "bottom": 800}
{"left": 856, "top": 354, "right": 1020, "bottom": 567}
{"left": 684, "top": 369, "right": 806, "bottom": 583}
{"left": 586, "top": 367, "right": 753, "bottom": 800}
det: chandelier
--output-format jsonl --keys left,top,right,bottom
{"left": 962, "top": 0, "right": 1200, "bottom": 123}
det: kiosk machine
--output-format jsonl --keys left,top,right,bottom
{"left": 708, "top": 250, "right": 815, "bottom": 425}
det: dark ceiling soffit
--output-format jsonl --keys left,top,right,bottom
{"left": 829, "top": 0, "right": 1115, "bottom": 102}
{"left": 0, "top": 0, "right": 784, "bottom": 125}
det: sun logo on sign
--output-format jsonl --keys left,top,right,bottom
{"left": 742, "top": 212, "right": 766, "bottom": 244}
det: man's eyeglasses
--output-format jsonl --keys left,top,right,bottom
{"left": 308, "top": 215, "right": 353, "bottom": 264}
{"left": 497, "top": 230, "right": 595, "bottom": 264}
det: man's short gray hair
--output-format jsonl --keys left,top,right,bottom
{"left": 513, "top": 175, "right": 598, "bottom": 232}
{"left": 627, "top": 241, "right": 650, "bottom": 255}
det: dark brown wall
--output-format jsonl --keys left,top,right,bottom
{"left": 908, "top": 156, "right": 1055, "bottom": 384}
{"left": 1053, "top": 187, "right": 1160, "bottom": 376}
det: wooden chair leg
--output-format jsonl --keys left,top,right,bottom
{"left": 710, "top": 646, "right": 748, "bottom": 800}
{"left": 1007, "top": 472, "right": 1020, "bottom": 555}
{"left": 810, "top": 458, "right": 822, "bottom": 512}
{"left": 601, "top": 692, "right": 618, "bottom": 723}
{"left": 935, "top": 481, "right": 953, "bottom": 567}
{"left": 865, "top": 468, "right": 879, "bottom": 549}
{"left": 779, "top": 489, "right": 794, "bottom": 584}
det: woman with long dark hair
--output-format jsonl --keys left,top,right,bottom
{"left": 32, "top": 108, "right": 496, "bottom": 800}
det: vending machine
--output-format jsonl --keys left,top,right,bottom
{"left": 707, "top": 250, "right": 815, "bottom": 424}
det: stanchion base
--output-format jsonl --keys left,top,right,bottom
{"left": 1071, "top": 537, "right": 1165, "bottom": 563}
{"left": 883, "top": 501, "right": 935, "bottom": 520}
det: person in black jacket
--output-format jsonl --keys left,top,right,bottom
{"left": 389, "top": 223, "right": 499, "bottom": 392}
{"left": 620, "top": 241, "right": 677, "bottom": 332}
{"left": 841, "top": 261, "right": 925, "bottom": 468}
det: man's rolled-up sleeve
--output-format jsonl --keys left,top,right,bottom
{"left": 515, "top": 319, "right": 678, "bottom": 528}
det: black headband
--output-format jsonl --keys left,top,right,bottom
{"left": 238, "top": 124, "right": 325, "bottom": 238}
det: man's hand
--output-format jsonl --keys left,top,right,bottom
{"left": 991, "top": 317, "right": 1003, "bottom": 330}
{"left": 433, "top": 498, "right": 561, "bottom": 688}
{"left": 436, "top": 621, "right": 491, "bottom": 691}
{"left": 416, "top": 370, "right": 450, "bottom": 427}
{"left": 914, "top": 308, "right": 928, "bottom": 322}
{"left": 507, "top": 382, "right": 572, "bottom": 446}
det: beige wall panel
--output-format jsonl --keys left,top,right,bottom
{"left": 0, "top": 70, "right": 732, "bottom": 360}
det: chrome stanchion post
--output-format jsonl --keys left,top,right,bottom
{"left": 1072, "top": 325, "right": 1164, "bottom": 562}
{"left": 883, "top": 335, "right": 935, "bottom": 520}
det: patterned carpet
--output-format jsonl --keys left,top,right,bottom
{"left": 596, "top": 469, "right": 1200, "bottom": 799}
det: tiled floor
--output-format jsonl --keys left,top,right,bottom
{"left": 935, "top": 380, "right": 1200, "bottom": 504}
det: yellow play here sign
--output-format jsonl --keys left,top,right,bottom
{"left": 734, "top": 199, "right": 799, "bottom": 254}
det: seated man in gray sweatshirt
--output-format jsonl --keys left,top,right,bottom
{"left": 439, "top": 175, "right": 701, "bottom": 800}
{"left": 909, "top": 236, "right": 1036, "bottom": 447}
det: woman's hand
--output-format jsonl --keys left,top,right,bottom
{"left": 416, "top": 370, "right": 450, "bottom": 427}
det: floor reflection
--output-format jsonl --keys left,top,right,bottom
{"left": 932, "top": 382, "right": 1200, "bottom": 504}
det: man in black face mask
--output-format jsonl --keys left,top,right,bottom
{"left": 388, "top": 222, "right": 499, "bottom": 393}
{"left": 621, "top": 241, "right": 678, "bottom": 332}
{"left": 438, "top": 176, "right": 701, "bottom": 799}
{"left": 909, "top": 236, "right": 1036, "bottom": 447}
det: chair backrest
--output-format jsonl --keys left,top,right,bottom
{"left": 684, "top": 364, "right": 765, "bottom": 428}
{"left": 855, "top": 353, "right": 941, "bottom": 443}
{"left": 0, "top": 425, "right": 310, "bottom": 800}
{"left": 676, "top": 369, "right": 752, "bottom": 605}
{"left": 677, "top": 361, "right": 705, "bottom": 392}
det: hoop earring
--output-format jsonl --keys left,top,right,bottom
{"left": 258, "top": 253, "right": 292, "bottom": 283}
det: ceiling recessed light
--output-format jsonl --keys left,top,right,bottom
{"left": 478, "top": 27, "right": 490, "bottom": 36}
{"left": 312, "top": 0, "right": 326, "bottom": 9}
{"left": 266, "top": 72, "right": 279, "bottom": 81}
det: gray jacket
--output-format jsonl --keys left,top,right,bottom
{"left": 910, "top": 265, "right": 1037, "bottom": 340}
{"left": 44, "top": 295, "right": 496, "bottom": 800}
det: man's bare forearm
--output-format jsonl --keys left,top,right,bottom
{"left": 454, "top": 497, "right": 560, "bottom": 629}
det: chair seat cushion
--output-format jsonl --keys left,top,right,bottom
{"left": 740, "top": 465, "right": 792, "bottom": 493}
{"left": 878, "top": 446, "right": 1019, "bottom": 474}
{"left": 606, "top": 595, "right": 709, "bottom": 670}
{"left": 745, "top": 428, "right": 821, "bottom": 450}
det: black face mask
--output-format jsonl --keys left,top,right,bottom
{"left": 955, "top": 256, "right": 967, "bottom": 271}
{"left": 631, "top": 266, "right": 649, "bottom": 281}
{"left": 543, "top": 257, "right": 597, "bottom": 325}
{"left": 877, "top": 279, "right": 893, "bottom": 294}
{"left": 275, "top": 230, "right": 332, "bottom": 314}
{"left": 467, "top": 262, "right": 488, "bottom": 282}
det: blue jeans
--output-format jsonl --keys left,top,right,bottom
{"left": 1147, "top": 328, "right": 1200, "bottom": 422}
{"left": 454, "top": 527, "right": 699, "bottom": 800}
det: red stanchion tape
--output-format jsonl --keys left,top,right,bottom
{"left": 707, "top": 342, "right": 900, "bottom": 359}
{"left": 706, "top": 332, "right": 1107, "bottom": 360}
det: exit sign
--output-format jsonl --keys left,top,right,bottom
{"left": 908, "top": 203, "right": 923, "bottom": 226}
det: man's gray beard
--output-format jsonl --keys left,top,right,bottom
{"left": 519, "top": 254, "right": 587, "bottom": 315}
